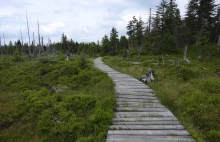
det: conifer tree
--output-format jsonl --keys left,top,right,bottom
{"left": 110, "top": 27, "right": 118, "bottom": 55}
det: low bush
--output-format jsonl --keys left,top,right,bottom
{"left": 174, "top": 65, "right": 201, "bottom": 81}
{"left": 200, "top": 78, "right": 220, "bottom": 94}
{"left": 0, "top": 56, "right": 115, "bottom": 141}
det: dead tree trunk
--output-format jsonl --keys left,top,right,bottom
{"left": 47, "top": 37, "right": 50, "bottom": 55}
{"left": 149, "top": 8, "right": 151, "bottom": 35}
{"left": 41, "top": 36, "right": 44, "bottom": 54}
{"left": 37, "top": 19, "right": 41, "bottom": 58}
{"left": 26, "top": 11, "right": 31, "bottom": 59}
{"left": 20, "top": 28, "right": 24, "bottom": 54}
{"left": 3, "top": 32, "right": 5, "bottom": 46}
{"left": 3, "top": 32, "right": 5, "bottom": 55}
{"left": 66, "top": 43, "right": 70, "bottom": 61}
{"left": 33, "top": 32, "right": 36, "bottom": 56}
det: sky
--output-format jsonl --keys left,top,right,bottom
{"left": 0, "top": 0, "right": 189, "bottom": 45}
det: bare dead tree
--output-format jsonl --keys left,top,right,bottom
{"left": 37, "top": 19, "right": 41, "bottom": 57}
{"left": 26, "top": 11, "right": 31, "bottom": 57}
{"left": 41, "top": 36, "right": 44, "bottom": 54}
{"left": 149, "top": 8, "right": 151, "bottom": 35}
{"left": 32, "top": 31, "right": 37, "bottom": 56}
{"left": 3, "top": 32, "right": 5, "bottom": 46}
{"left": 33, "top": 32, "right": 35, "bottom": 46}
{"left": 47, "top": 37, "right": 50, "bottom": 55}
{"left": 20, "top": 28, "right": 24, "bottom": 54}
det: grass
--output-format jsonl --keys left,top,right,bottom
{"left": 0, "top": 56, "right": 116, "bottom": 142}
{"left": 103, "top": 55, "right": 220, "bottom": 142}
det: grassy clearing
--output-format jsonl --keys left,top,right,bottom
{"left": 103, "top": 55, "right": 220, "bottom": 142}
{"left": 0, "top": 56, "right": 116, "bottom": 142}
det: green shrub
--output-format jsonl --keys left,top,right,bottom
{"left": 78, "top": 55, "right": 88, "bottom": 69}
{"left": 207, "top": 130, "right": 220, "bottom": 142}
{"left": 37, "top": 109, "right": 55, "bottom": 134}
{"left": 66, "top": 95, "right": 97, "bottom": 115}
{"left": 175, "top": 65, "right": 201, "bottom": 81}
{"left": 200, "top": 78, "right": 220, "bottom": 94}
{"left": 12, "top": 50, "right": 23, "bottom": 62}
{"left": 39, "top": 58, "right": 57, "bottom": 64}
{"left": 0, "top": 56, "right": 115, "bottom": 142}
{"left": 76, "top": 137, "right": 93, "bottom": 142}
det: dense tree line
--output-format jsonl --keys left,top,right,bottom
{"left": 101, "top": 0, "right": 220, "bottom": 57}
{"left": 0, "top": 33, "right": 99, "bottom": 60}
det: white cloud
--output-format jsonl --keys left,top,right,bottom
{"left": 0, "top": 7, "right": 14, "bottom": 18}
{"left": 0, "top": 0, "right": 189, "bottom": 44}
{"left": 41, "top": 22, "right": 65, "bottom": 35}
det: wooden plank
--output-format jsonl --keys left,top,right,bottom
{"left": 117, "top": 98, "right": 160, "bottom": 103}
{"left": 110, "top": 125, "right": 185, "bottom": 130}
{"left": 117, "top": 102, "right": 164, "bottom": 108}
{"left": 113, "top": 121, "right": 180, "bottom": 125}
{"left": 113, "top": 117, "right": 178, "bottom": 122}
{"left": 114, "top": 111, "right": 174, "bottom": 117}
{"left": 117, "top": 95, "right": 156, "bottom": 99}
{"left": 117, "top": 90, "right": 154, "bottom": 94}
{"left": 117, "top": 88, "right": 153, "bottom": 92}
{"left": 106, "top": 135, "right": 195, "bottom": 142}
{"left": 118, "top": 93, "right": 155, "bottom": 97}
{"left": 107, "top": 130, "right": 190, "bottom": 136}
{"left": 117, "top": 92, "right": 155, "bottom": 96}
{"left": 116, "top": 86, "right": 150, "bottom": 89}
{"left": 116, "top": 107, "right": 168, "bottom": 112}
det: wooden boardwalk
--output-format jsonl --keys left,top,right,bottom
{"left": 94, "top": 57, "right": 195, "bottom": 142}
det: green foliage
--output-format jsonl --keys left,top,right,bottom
{"left": 175, "top": 65, "right": 201, "bottom": 81}
{"left": 12, "top": 49, "right": 23, "bottom": 62}
{"left": 0, "top": 56, "right": 115, "bottom": 141}
{"left": 0, "top": 91, "right": 24, "bottom": 128}
{"left": 78, "top": 55, "right": 88, "bottom": 69}
{"left": 200, "top": 78, "right": 220, "bottom": 94}
{"left": 207, "top": 130, "right": 220, "bottom": 142}
{"left": 66, "top": 95, "right": 97, "bottom": 115}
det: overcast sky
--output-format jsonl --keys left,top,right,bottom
{"left": 0, "top": 0, "right": 188, "bottom": 45}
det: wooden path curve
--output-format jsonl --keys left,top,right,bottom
{"left": 94, "top": 57, "right": 195, "bottom": 142}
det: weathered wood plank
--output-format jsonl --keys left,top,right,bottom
{"left": 117, "top": 99, "right": 160, "bottom": 103}
{"left": 106, "top": 135, "right": 195, "bottom": 142}
{"left": 110, "top": 125, "right": 185, "bottom": 130}
{"left": 114, "top": 111, "right": 174, "bottom": 117}
{"left": 117, "top": 95, "right": 157, "bottom": 99}
{"left": 116, "top": 107, "right": 168, "bottom": 112}
{"left": 107, "top": 130, "right": 190, "bottom": 136}
{"left": 117, "top": 102, "right": 164, "bottom": 107}
{"left": 116, "top": 86, "right": 150, "bottom": 89}
{"left": 113, "top": 121, "right": 180, "bottom": 125}
{"left": 117, "top": 92, "right": 155, "bottom": 96}
{"left": 113, "top": 117, "right": 178, "bottom": 122}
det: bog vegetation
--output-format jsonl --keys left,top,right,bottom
{"left": 0, "top": 56, "right": 115, "bottom": 142}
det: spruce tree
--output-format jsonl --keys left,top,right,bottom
{"left": 185, "top": 0, "right": 199, "bottom": 44}
{"left": 101, "top": 35, "right": 110, "bottom": 55}
{"left": 110, "top": 27, "right": 119, "bottom": 55}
